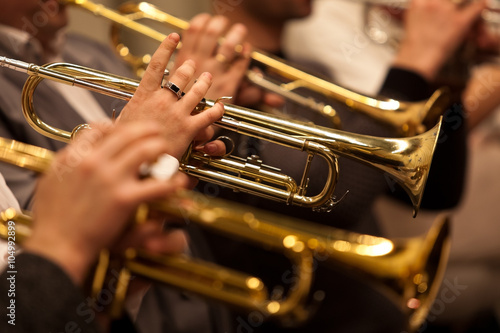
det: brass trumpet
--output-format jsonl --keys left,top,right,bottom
{"left": 0, "top": 136, "right": 451, "bottom": 330}
{"left": 60, "top": 0, "right": 452, "bottom": 136}
{"left": 0, "top": 56, "right": 442, "bottom": 217}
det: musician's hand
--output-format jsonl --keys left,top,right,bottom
{"left": 173, "top": 14, "right": 251, "bottom": 101}
{"left": 119, "top": 33, "right": 225, "bottom": 160}
{"left": 394, "top": 0, "right": 487, "bottom": 81}
{"left": 173, "top": 14, "right": 284, "bottom": 110}
{"left": 234, "top": 75, "right": 285, "bottom": 109}
{"left": 25, "top": 122, "right": 187, "bottom": 285}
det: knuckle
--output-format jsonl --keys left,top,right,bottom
{"left": 79, "top": 156, "right": 99, "bottom": 174}
{"left": 97, "top": 169, "right": 117, "bottom": 188}
{"left": 205, "top": 25, "right": 221, "bottom": 38}
{"left": 148, "top": 59, "right": 164, "bottom": 74}
{"left": 113, "top": 189, "right": 134, "bottom": 207}
{"left": 206, "top": 18, "right": 227, "bottom": 37}
{"left": 214, "top": 15, "right": 229, "bottom": 27}
{"left": 176, "top": 68, "right": 192, "bottom": 82}
{"left": 190, "top": 82, "right": 207, "bottom": 96}
{"left": 188, "top": 14, "right": 209, "bottom": 33}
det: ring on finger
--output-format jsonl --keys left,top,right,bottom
{"left": 163, "top": 81, "right": 184, "bottom": 99}
{"left": 215, "top": 53, "right": 229, "bottom": 64}
{"left": 160, "top": 69, "right": 170, "bottom": 88}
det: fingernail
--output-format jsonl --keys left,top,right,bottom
{"left": 202, "top": 142, "right": 217, "bottom": 154}
{"left": 202, "top": 72, "right": 213, "bottom": 80}
{"left": 168, "top": 33, "right": 180, "bottom": 42}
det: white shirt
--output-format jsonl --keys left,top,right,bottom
{"left": 283, "top": 0, "right": 394, "bottom": 95}
{"left": 0, "top": 174, "right": 21, "bottom": 271}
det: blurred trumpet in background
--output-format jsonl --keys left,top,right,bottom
{"left": 60, "top": 0, "right": 453, "bottom": 136}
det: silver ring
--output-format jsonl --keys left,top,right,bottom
{"left": 164, "top": 81, "right": 183, "bottom": 99}
{"left": 160, "top": 69, "right": 170, "bottom": 89}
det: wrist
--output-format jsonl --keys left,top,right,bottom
{"left": 24, "top": 232, "right": 98, "bottom": 286}
{"left": 393, "top": 43, "right": 446, "bottom": 82}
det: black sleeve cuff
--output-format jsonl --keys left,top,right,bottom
{"left": 379, "top": 67, "right": 432, "bottom": 101}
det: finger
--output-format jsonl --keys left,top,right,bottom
{"left": 140, "top": 33, "right": 181, "bottom": 92}
{"left": 263, "top": 92, "right": 286, "bottom": 108}
{"left": 216, "top": 23, "right": 248, "bottom": 64}
{"left": 192, "top": 124, "right": 217, "bottom": 148}
{"left": 165, "top": 59, "right": 197, "bottom": 97}
{"left": 197, "top": 16, "right": 229, "bottom": 57}
{"left": 112, "top": 136, "right": 171, "bottom": 179}
{"left": 182, "top": 13, "right": 211, "bottom": 55}
{"left": 169, "top": 171, "right": 191, "bottom": 188}
{"left": 179, "top": 71, "right": 212, "bottom": 110}
{"left": 90, "top": 122, "right": 164, "bottom": 161}
{"left": 142, "top": 229, "right": 188, "bottom": 254}
{"left": 185, "top": 175, "right": 199, "bottom": 190}
{"left": 225, "top": 42, "right": 252, "bottom": 82}
{"left": 71, "top": 121, "right": 115, "bottom": 146}
{"left": 192, "top": 124, "right": 215, "bottom": 144}
{"left": 117, "top": 221, "right": 163, "bottom": 251}
{"left": 235, "top": 83, "right": 265, "bottom": 107}
{"left": 125, "top": 176, "right": 183, "bottom": 207}
{"left": 191, "top": 103, "right": 225, "bottom": 137}
{"left": 195, "top": 139, "right": 226, "bottom": 156}
{"left": 460, "top": 0, "right": 487, "bottom": 25}
{"left": 57, "top": 122, "right": 159, "bottom": 169}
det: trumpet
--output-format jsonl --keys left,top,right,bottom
{"left": 60, "top": 0, "right": 452, "bottom": 136}
{"left": 1, "top": 56, "right": 443, "bottom": 217}
{"left": 0, "top": 56, "right": 442, "bottom": 217}
{"left": 0, "top": 136, "right": 451, "bottom": 330}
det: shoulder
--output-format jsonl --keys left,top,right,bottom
{"left": 62, "top": 33, "right": 134, "bottom": 77}
{"left": 64, "top": 33, "right": 114, "bottom": 57}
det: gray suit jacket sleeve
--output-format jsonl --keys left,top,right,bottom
{"left": 0, "top": 33, "right": 132, "bottom": 209}
{"left": 0, "top": 253, "right": 102, "bottom": 333}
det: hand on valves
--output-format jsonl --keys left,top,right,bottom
{"left": 171, "top": 14, "right": 285, "bottom": 109}
{"left": 24, "top": 32, "right": 228, "bottom": 287}
{"left": 119, "top": 32, "right": 227, "bottom": 159}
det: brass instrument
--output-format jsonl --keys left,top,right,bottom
{"left": 0, "top": 56, "right": 443, "bottom": 217}
{"left": 60, "top": 0, "right": 452, "bottom": 136}
{"left": 0, "top": 137, "right": 451, "bottom": 331}
{"left": 1, "top": 56, "right": 442, "bottom": 216}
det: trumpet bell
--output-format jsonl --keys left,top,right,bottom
{"left": 153, "top": 190, "right": 451, "bottom": 330}
{"left": 204, "top": 99, "right": 443, "bottom": 217}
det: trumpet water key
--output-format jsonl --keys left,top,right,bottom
{"left": 0, "top": 136, "right": 451, "bottom": 331}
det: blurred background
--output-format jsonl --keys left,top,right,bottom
{"left": 67, "top": 0, "right": 210, "bottom": 43}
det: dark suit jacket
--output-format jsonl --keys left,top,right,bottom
{"left": 0, "top": 253, "right": 106, "bottom": 333}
